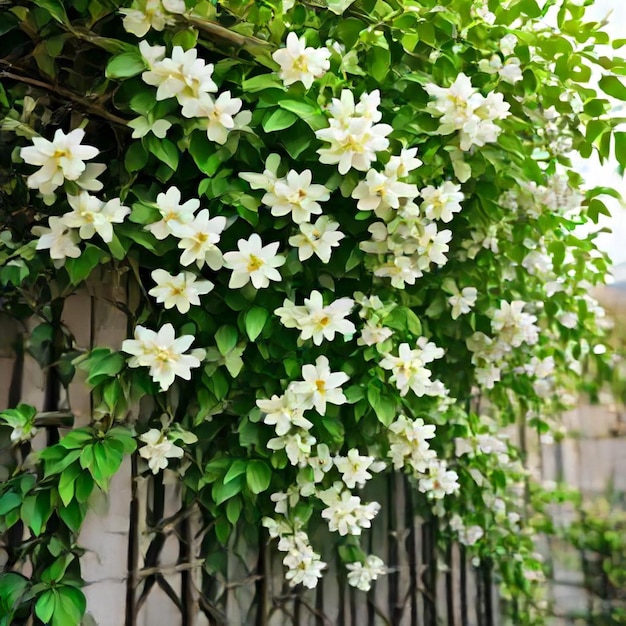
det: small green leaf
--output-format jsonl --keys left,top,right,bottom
{"left": 367, "top": 384, "right": 396, "bottom": 426}
{"left": 599, "top": 75, "right": 626, "bottom": 100}
{"left": 106, "top": 52, "right": 146, "bottom": 79}
{"left": 212, "top": 475, "right": 243, "bottom": 505}
{"left": 64, "top": 245, "right": 102, "bottom": 285}
{"left": 35, "top": 590, "right": 56, "bottom": 624}
{"left": 246, "top": 460, "right": 271, "bottom": 494}
{"left": 244, "top": 306, "right": 268, "bottom": 341}
{"left": 262, "top": 108, "right": 298, "bottom": 133}
{"left": 225, "top": 497, "right": 242, "bottom": 524}
{"left": 0, "top": 492, "right": 21, "bottom": 515}
{"left": 215, "top": 325, "right": 238, "bottom": 355}
{"left": 144, "top": 135, "right": 179, "bottom": 170}
{"left": 223, "top": 459, "right": 247, "bottom": 484}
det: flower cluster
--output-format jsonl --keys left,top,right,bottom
{"left": 139, "top": 41, "right": 251, "bottom": 144}
{"left": 315, "top": 90, "right": 392, "bottom": 174}
{"left": 467, "top": 300, "right": 540, "bottom": 389}
{"left": 122, "top": 323, "right": 204, "bottom": 391}
{"left": 425, "top": 73, "right": 510, "bottom": 151}
{"left": 241, "top": 156, "right": 345, "bottom": 264}
{"left": 21, "top": 129, "right": 130, "bottom": 262}
{"left": 275, "top": 291, "right": 355, "bottom": 345}
{"left": 121, "top": 0, "right": 186, "bottom": 37}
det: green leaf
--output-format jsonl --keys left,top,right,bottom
{"left": 225, "top": 497, "right": 242, "bottom": 524}
{"left": 367, "top": 384, "right": 396, "bottom": 426}
{"left": 262, "top": 108, "right": 298, "bottom": 133}
{"left": 106, "top": 52, "right": 146, "bottom": 79}
{"left": 58, "top": 463, "right": 81, "bottom": 507}
{"left": 124, "top": 142, "right": 149, "bottom": 172}
{"left": 241, "top": 74, "right": 285, "bottom": 93}
{"left": 223, "top": 459, "right": 247, "bottom": 484}
{"left": 244, "top": 306, "right": 268, "bottom": 341}
{"left": 246, "top": 460, "right": 271, "bottom": 494}
{"left": 212, "top": 475, "right": 243, "bottom": 505}
{"left": 215, "top": 325, "right": 238, "bottom": 355}
{"left": 0, "top": 492, "right": 20, "bottom": 515}
{"left": 31, "top": 0, "right": 69, "bottom": 24}
{"left": 64, "top": 245, "right": 102, "bottom": 285}
{"left": 59, "top": 429, "right": 94, "bottom": 450}
{"left": 41, "top": 554, "right": 74, "bottom": 584}
{"left": 35, "top": 590, "right": 56, "bottom": 624}
{"left": 368, "top": 46, "right": 390, "bottom": 82}
{"left": 52, "top": 586, "right": 85, "bottom": 626}
{"left": 144, "top": 135, "right": 179, "bottom": 170}
{"left": 599, "top": 75, "right": 626, "bottom": 100}
{"left": 615, "top": 132, "right": 626, "bottom": 167}
{"left": 58, "top": 499, "right": 85, "bottom": 533}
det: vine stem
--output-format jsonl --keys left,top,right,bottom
{"left": 0, "top": 64, "right": 129, "bottom": 128}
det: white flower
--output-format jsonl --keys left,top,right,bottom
{"left": 122, "top": 323, "right": 203, "bottom": 391}
{"left": 289, "top": 355, "right": 349, "bottom": 415}
{"left": 334, "top": 448, "right": 382, "bottom": 489}
{"left": 274, "top": 291, "right": 355, "bottom": 345}
{"left": 20, "top": 129, "right": 99, "bottom": 196}
{"left": 120, "top": 0, "right": 184, "bottom": 36}
{"left": 387, "top": 415, "right": 437, "bottom": 472}
{"left": 346, "top": 555, "right": 387, "bottom": 591}
{"left": 139, "top": 428, "right": 184, "bottom": 474}
{"left": 142, "top": 46, "right": 217, "bottom": 107}
{"left": 240, "top": 154, "right": 281, "bottom": 193}
{"left": 308, "top": 443, "right": 334, "bottom": 482}
{"left": 267, "top": 431, "right": 316, "bottom": 466}
{"left": 288, "top": 216, "right": 345, "bottom": 262}
{"left": 319, "top": 486, "right": 380, "bottom": 535}
{"left": 146, "top": 186, "right": 199, "bottom": 240}
{"left": 425, "top": 73, "right": 509, "bottom": 151}
{"left": 33, "top": 217, "right": 81, "bottom": 262}
{"left": 223, "top": 234, "right": 285, "bottom": 289}
{"left": 418, "top": 460, "right": 460, "bottom": 499}
{"left": 499, "top": 34, "right": 517, "bottom": 56}
{"left": 283, "top": 546, "right": 326, "bottom": 588}
{"left": 491, "top": 300, "right": 539, "bottom": 348}
{"left": 127, "top": 114, "right": 172, "bottom": 139}
{"left": 177, "top": 209, "right": 227, "bottom": 270}
{"left": 420, "top": 182, "right": 464, "bottom": 223}
{"left": 417, "top": 223, "right": 451, "bottom": 267}
{"left": 263, "top": 170, "right": 330, "bottom": 224}
{"left": 460, "top": 525, "right": 484, "bottom": 546}
{"left": 148, "top": 269, "right": 214, "bottom": 313}
{"left": 272, "top": 32, "right": 331, "bottom": 89}
{"left": 63, "top": 192, "right": 130, "bottom": 243}
{"left": 357, "top": 321, "right": 393, "bottom": 346}
{"left": 499, "top": 58, "right": 523, "bottom": 84}
{"left": 447, "top": 285, "right": 478, "bottom": 320}
{"left": 75, "top": 163, "right": 106, "bottom": 194}
{"left": 257, "top": 391, "right": 313, "bottom": 436}
{"left": 384, "top": 147, "right": 422, "bottom": 178}
{"left": 193, "top": 91, "right": 244, "bottom": 144}
{"left": 380, "top": 343, "right": 437, "bottom": 397}
{"left": 316, "top": 115, "right": 392, "bottom": 174}
{"left": 352, "top": 169, "right": 418, "bottom": 213}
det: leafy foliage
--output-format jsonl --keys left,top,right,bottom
{"left": 0, "top": 0, "right": 624, "bottom": 623}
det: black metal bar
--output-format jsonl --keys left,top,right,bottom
{"left": 125, "top": 452, "right": 139, "bottom": 626}
{"left": 405, "top": 475, "right": 419, "bottom": 626}
{"left": 460, "top": 546, "right": 468, "bottom": 626}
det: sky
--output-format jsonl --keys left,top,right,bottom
{"left": 578, "top": 0, "right": 626, "bottom": 266}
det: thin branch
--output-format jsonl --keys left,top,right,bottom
{"left": 0, "top": 64, "right": 129, "bottom": 128}
{"left": 138, "top": 561, "right": 204, "bottom": 578}
{"left": 187, "top": 17, "right": 271, "bottom": 49}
